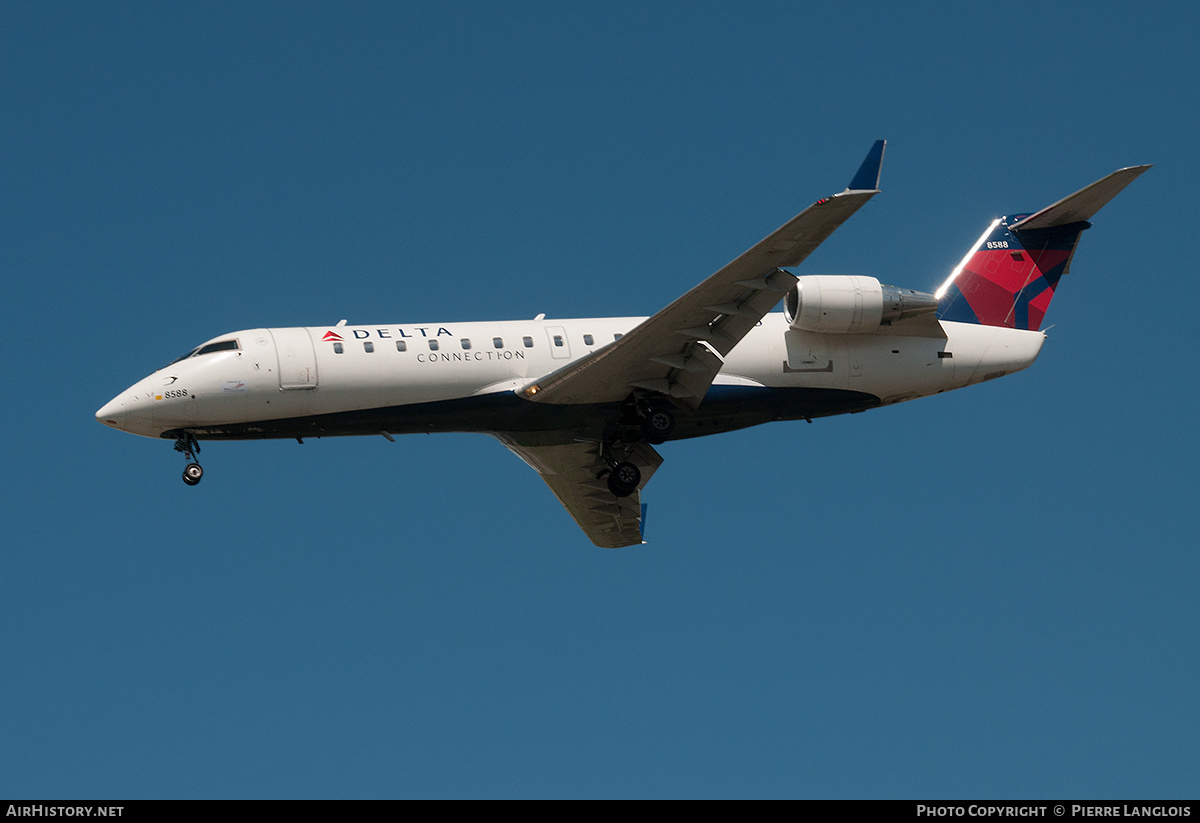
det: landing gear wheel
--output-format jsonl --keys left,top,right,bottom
{"left": 607, "top": 461, "right": 641, "bottom": 498}
{"left": 182, "top": 463, "right": 204, "bottom": 486}
{"left": 174, "top": 434, "right": 204, "bottom": 486}
{"left": 642, "top": 408, "right": 675, "bottom": 444}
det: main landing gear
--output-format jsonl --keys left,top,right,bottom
{"left": 174, "top": 434, "right": 204, "bottom": 486}
{"left": 598, "top": 428, "right": 643, "bottom": 499}
{"left": 606, "top": 460, "right": 641, "bottom": 498}
{"left": 641, "top": 407, "right": 675, "bottom": 444}
{"left": 596, "top": 396, "right": 677, "bottom": 497}
{"left": 631, "top": 396, "right": 675, "bottom": 445}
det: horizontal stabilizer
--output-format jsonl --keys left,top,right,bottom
{"left": 1010, "top": 165, "right": 1151, "bottom": 231}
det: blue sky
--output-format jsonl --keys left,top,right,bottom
{"left": 3, "top": 1, "right": 1198, "bottom": 798}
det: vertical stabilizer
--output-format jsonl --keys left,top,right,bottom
{"left": 935, "top": 165, "right": 1149, "bottom": 331}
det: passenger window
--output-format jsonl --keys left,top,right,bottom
{"left": 523, "top": 336, "right": 534, "bottom": 347}
{"left": 553, "top": 335, "right": 564, "bottom": 347}
{"left": 333, "top": 343, "right": 344, "bottom": 354}
{"left": 583, "top": 334, "right": 594, "bottom": 346}
{"left": 396, "top": 340, "right": 407, "bottom": 352}
{"left": 461, "top": 338, "right": 471, "bottom": 350}
{"left": 429, "top": 340, "right": 439, "bottom": 351}
{"left": 364, "top": 341, "right": 374, "bottom": 353}
{"left": 493, "top": 337, "right": 504, "bottom": 349}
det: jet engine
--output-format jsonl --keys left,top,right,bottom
{"left": 783, "top": 275, "right": 939, "bottom": 334}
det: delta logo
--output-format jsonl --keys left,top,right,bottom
{"left": 322, "top": 326, "right": 455, "bottom": 340}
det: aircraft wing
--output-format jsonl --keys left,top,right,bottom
{"left": 521, "top": 140, "right": 886, "bottom": 413}
{"left": 496, "top": 435, "right": 662, "bottom": 548}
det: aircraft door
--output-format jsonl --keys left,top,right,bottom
{"left": 546, "top": 326, "right": 572, "bottom": 360}
{"left": 270, "top": 328, "right": 318, "bottom": 389}
{"left": 783, "top": 330, "right": 833, "bottom": 375}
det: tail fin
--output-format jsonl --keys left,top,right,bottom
{"left": 935, "top": 165, "right": 1149, "bottom": 331}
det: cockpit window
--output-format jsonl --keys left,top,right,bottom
{"left": 168, "top": 347, "right": 200, "bottom": 366}
{"left": 166, "top": 339, "right": 240, "bottom": 367}
{"left": 196, "top": 339, "right": 240, "bottom": 356}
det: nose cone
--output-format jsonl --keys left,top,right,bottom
{"left": 96, "top": 395, "right": 127, "bottom": 429}
{"left": 96, "top": 380, "right": 158, "bottom": 437}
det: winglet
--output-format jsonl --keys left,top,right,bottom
{"left": 847, "top": 139, "right": 886, "bottom": 192}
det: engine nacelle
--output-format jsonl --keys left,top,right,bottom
{"left": 784, "top": 275, "right": 939, "bottom": 334}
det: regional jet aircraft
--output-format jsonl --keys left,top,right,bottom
{"left": 96, "top": 142, "right": 1148, "bottom": 547}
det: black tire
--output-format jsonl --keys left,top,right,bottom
{"left": 182, "top": 463, "right": 204, "bottom": 486}
{"left": 642, "top": 408, "right": 675, "bottom": 444}
{"left": 607, "top": 461, "right": 640, "bottom": 497}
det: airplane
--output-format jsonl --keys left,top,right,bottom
{"left": 95, "top": 142, "right": 1148, "bottom": 548}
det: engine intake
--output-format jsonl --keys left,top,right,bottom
{"left": 784, "top": 275, "right": 939, "bottom": 334}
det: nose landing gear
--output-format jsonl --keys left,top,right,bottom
{"left": 182, "top": 462, "right": 204, "bottom": 486}
{"left": 174, "top": 434, "right": 204, "bottom": 486}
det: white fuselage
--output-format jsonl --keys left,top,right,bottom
{"left": 96, "top": 313, "right": 1045, "bottom": 442}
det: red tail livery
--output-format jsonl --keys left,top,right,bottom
{"left": 936, "top": 165, "right": 1149, "bottom": 330}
